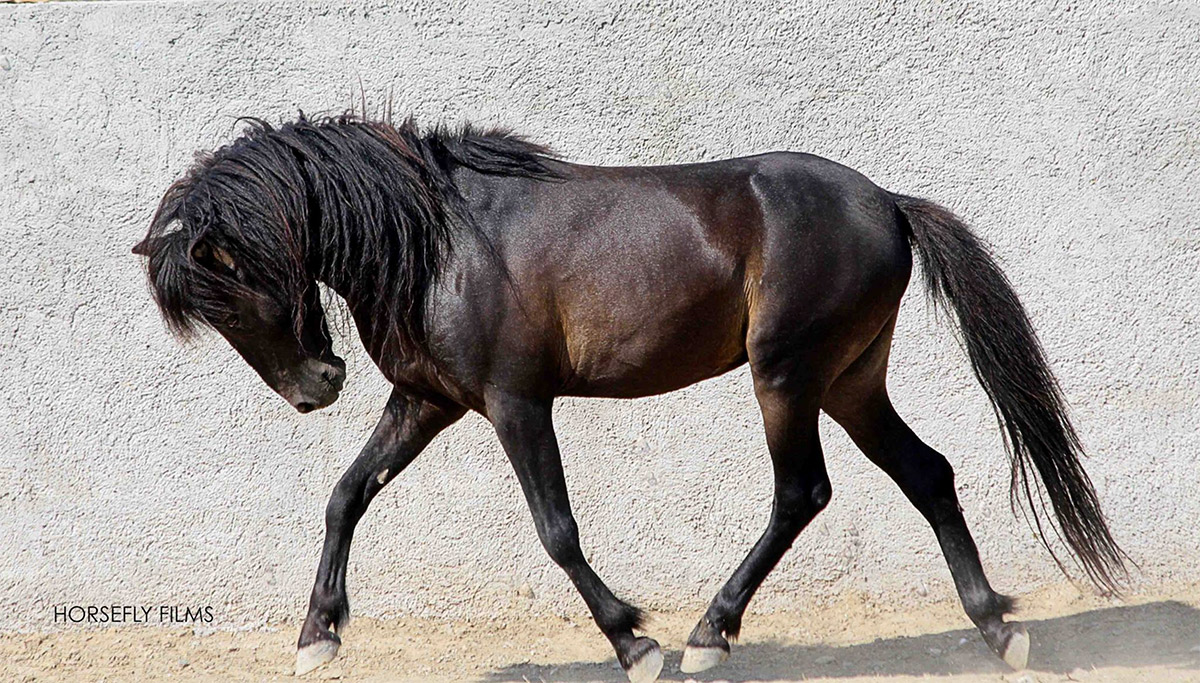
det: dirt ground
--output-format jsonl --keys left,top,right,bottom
{"left": 4, "top": 584, "right": 1199, "bottom": 682}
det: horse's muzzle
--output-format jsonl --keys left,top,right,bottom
{"left": 286, "top": 356, "right": 346, "bottom": 413}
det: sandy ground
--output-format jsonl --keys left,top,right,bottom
{"left": 4, "top": 584, "right": 1199, "bottom": 682}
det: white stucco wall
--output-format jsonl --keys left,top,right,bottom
{"left": 1, "top": 0, "right": 1197, "bottom": 633}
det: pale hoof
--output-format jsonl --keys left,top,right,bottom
{"left": 625, "top": 642, "right": 663, "bottom": 683}
{"left": 295, "top": 639, "right": 339, "bottom": 676}
{"left": 1002, "top": 624, "right": 1030, "bottom": 670}
{"left": 679, "top": 645, "right": 729, "bottom": 674}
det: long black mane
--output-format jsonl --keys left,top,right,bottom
{"left": 135, "top": 113, "right": 560, "bottom": 353}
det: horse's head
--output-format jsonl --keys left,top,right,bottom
{"left": 133, "top": 139, "right": 346, "bottom": 413}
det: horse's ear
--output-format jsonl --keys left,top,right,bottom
{"left": 190, "top": 238, "right": 237, "bottom": 272}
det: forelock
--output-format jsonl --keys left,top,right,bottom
{"left": 137, "top": 142, "right": 310, "bottom": 338}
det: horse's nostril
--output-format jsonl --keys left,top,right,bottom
{"left": 296, "top": 402, "right": 315, "bottom": 414}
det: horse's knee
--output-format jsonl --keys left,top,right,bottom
{"left": 324, "top": 474, "right": 371, "bottom": 530}
{"left": 324, "top": 487, "right": 354, "bottom": 528}
{"left": 776, "top": 475, "right": 832, "bottom": 523}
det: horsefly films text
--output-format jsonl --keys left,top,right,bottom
{"left": 54, "top": 605, "right": 215, "bottom": 624}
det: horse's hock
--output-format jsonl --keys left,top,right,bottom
{"left": 1, "top": 0, "right": 1197, "bottom": 676}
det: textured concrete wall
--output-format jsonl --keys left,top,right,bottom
{"left": 1, "top": 0, "right": 1197, "bottom": 632}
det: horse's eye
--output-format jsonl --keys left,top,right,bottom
{"left": 224, "top": 314, "right": 241, "bottom": 329}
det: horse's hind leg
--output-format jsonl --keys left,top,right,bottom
{"left": 682, "top": 367, "right": 829, "bottom": 673}
{"left": 824, "top": 323, "right": 1030, "bottom": 669}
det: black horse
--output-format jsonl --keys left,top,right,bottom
{"left": 134, "top": 114, "right": 1126, "bottom": 682}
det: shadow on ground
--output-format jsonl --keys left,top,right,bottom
{"left": 483, "top": 601, "right": 1200, "bottom": 681}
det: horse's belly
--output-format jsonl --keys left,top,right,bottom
{"left": 561, "top": 286, "right": 749, "bottom": 398}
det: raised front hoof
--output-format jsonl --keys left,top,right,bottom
{"left": 681, "top": 618, "right": 731, "bottom": 674}
{"left": 295, "top": 638, "right": 340, "bottom": 676}
{"left": 999, "top": 622, "right": 1030, "bottom": 670}
{"left": 621, "top": 636, "right": 663, "bottom": 683}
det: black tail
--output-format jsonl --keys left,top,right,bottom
{"left": 893, "top": 193, "right": 1128, "bottom": 594}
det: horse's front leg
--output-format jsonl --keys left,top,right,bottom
{"left": 487, "top": 392, "right": 663, "bottom": 683}
{"left": 295, "top": 390, "right": 464, "bottom": 675}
